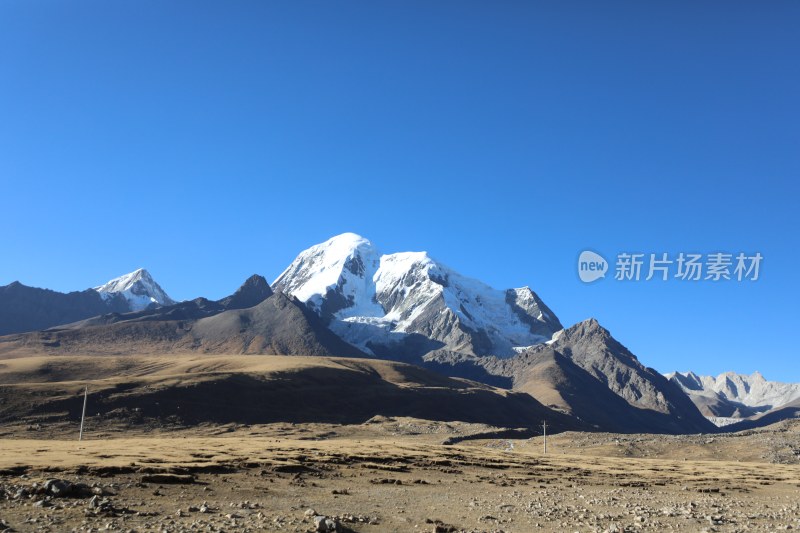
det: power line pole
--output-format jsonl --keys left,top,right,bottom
{"left": 542, "top": 420, "right": 547, "bottom": 454}
{"left": 79, "top": 386, "right": 88, "bottom": 442}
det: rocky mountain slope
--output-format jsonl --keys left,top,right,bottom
{"left": 0, "top": 277, "right": 362, "bottom": 358}
{"left": 480, "top": 319, "right": 715, "bottom": 434}
{"left": 218, "top": 274, "right": 273, "bottom": 310}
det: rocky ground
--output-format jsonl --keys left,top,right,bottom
{"left": 0, "top": 419, "right": 799, "bottom": 532}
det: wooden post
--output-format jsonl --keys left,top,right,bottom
{"left": 79, "top": 385, "right": 88, "bottom": 441}
{"left": 542, "top": 420, "right": 547, "bottom": 454}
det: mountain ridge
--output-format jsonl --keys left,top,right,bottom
{"left": 0, "top": 234, "right": 775, "bottom": 435}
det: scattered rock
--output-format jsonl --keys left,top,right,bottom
{"left": 314, "top": 515, "right": 340, "bottom": 532}
{"left": 140, "top": 473, "right": 195, "bottom": 484}
{"left": 425, "top": 518, "right": 459, "bottom": 532}
{"left": 44, "top": 479, "right": 93, "bottom": 498}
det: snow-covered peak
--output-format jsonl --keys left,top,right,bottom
{"left": 273, "top": 234, "right": 563, "bottom": 357}
{"left": 94, "top": 268, "right": 175, "bottom": 311}
{"left": 273, "top": 233, "right": 383, "bottom": 317}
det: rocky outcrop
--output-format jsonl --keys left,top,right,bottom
{"left": 477, "top": 319, "right": 716, "bottom": 434}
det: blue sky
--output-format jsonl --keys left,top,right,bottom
{"left": 1, "top": 2, "right": 798, "bottom": 379}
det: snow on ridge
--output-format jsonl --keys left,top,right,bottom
{"left": 512, "top": 287, "right": 550, "bottom": 321}
{"left": 273, "top": 233, "right": 384, "bottom": 318}
{"left": 707, "top": 416, "right": 744, "bottom": 428}
{"left": 375, "top": 247, "right": 552, "bottom": 347}
{"left": 94, "top": 268, "right": 147, "bottom": 293}
{"left": 94, "top": 268, "right": 175, "bottom": 311}
{"left": 434, "top": 265, "right": 550, "bottom": 353}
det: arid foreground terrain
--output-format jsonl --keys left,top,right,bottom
{"left": 0, "top": 355, "right": 799, "bottom": 532}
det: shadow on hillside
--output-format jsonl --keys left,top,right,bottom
{"left": 19, "top": 366, "right": 579, "bottom": 431}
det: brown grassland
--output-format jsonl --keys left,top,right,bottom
{"left": 0, "top": 354, "right": 798, "bottom": 532}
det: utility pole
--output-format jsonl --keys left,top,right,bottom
{"left": 542, "top": 420, "right": 547, "bottom": 454}
{"left": 79, "top": 386, "right": 88, "bottom": 442}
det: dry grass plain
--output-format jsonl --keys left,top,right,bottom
{"left": 0, "top": 354, "right": 798, "bottom": 532}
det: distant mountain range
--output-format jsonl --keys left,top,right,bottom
{"left": 667, "top": 371, "right": 800, "bottom": 428}
{"left": 0, "top": 268, "right": 174, "bottom": 336}
{"left": 0, "top": 233, "right": 794, "bottom": 434}
{"left": 0, "top": 274, "right": 360, "bottom": 359}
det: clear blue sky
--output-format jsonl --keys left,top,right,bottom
{"left": 1, "top": 2, "right": 798, "bottom": 379}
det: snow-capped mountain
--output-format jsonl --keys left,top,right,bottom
{"left": 666, "top": 370, "right": 800, "bottom": 426}
{"left": 272, "top": 233, "right": 562, "bottom": 358}
{"left": 94, "top": 268, "right": 175, "bottom": 311}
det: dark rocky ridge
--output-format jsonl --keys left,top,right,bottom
{"left": 32, "top": 275, "right": 274, "bottom": 331}
{"left": 218, "top": 274, "right": 273, "bottom": 310}
{"left": 427, "top": 319, "right": 715, "bottom": 434}
{"left": 0, "top": 292, "right": 364, "bottom": 358}
{"left": 0, "top": 282, "right": 130, "bottom": 336}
